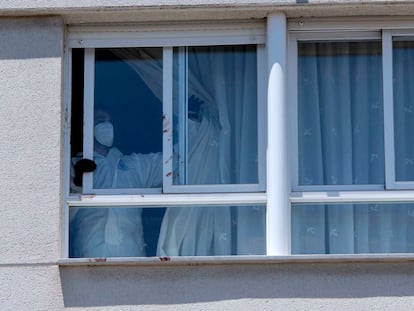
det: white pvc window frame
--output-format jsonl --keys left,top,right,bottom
{"left": 63, "top": 21, "right": 271, "bottom": 258}
{"left": 383, "top": 30, "right": 414, "bottom": 190}
{"left": 72, "top": 26, "right": 266, "bottom": 195}
{"left": 289, "top": 30, "right": 385, "bottom": 193}
{"left": 288, "top": 20, "right": 414, "bottom": 202}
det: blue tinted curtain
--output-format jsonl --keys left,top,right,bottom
{"left": 292, "top": 41, "right": 402, "bottom": 254}
{"left": 114, "top": 47, "right": 265, "bottom": 255}
{"left": 394, "top": 41, "right": 414, "bottom": 181}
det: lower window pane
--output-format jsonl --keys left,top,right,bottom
{"left": 292, "top": 203, "right": 414, "bottom": 254}
{"left": 69, "top": 205, "right": 265, "bottom": 257}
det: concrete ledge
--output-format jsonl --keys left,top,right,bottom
{"left": 1, "top": 2, "right": 414, "bottom": 22}
{"left": 58, "top": 254, "right": 414, "bottom": 266}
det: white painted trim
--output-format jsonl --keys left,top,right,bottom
{"left": 293, "top": 184, "right": 385, "bottom": 192}
{"left": 257, "top": 45, "right": 267, "bottom": 190}
{"left": 82, "top": 48, "right": 95, "bottom": 194}
{"left": 86, "top": 188, "right": 162, "bottom": 195}
{"left": 163, "top": 47, "right": 174, "bottom": 193}
{"left": 390, "top": 30, "right": 414, "bottom": 37}
{"left": 385, "top": 31, "right": 414, "bottom": 189}
{"left": 290, "top": 31, "right": 384, "bottom": 192}
{"left": 67, "top": 193, "right": 267, "bottom": 207}
{"left": 61, "top": 46, "right": 72, "bottom": 259}
{"left": 176, "top": 46, "right": 188, "bottom": 185}
{"left": 290, "top": 190, "right": 414, "bottom": 204}
{"left": 166, "top": 44, "right": 265, "bottom": 194}
{"left": 291, "top": 31, "right": 380, "bottom": 41}
{"left": 288, "top": 34, "right": 298, "bottom": 190}
{"left": 267, "top": 13, "right": 289, "bottom": 256}
{"left": 383, "top": 30, "right": 397, "bottom": 190}
{"left": 389, "top": 182, "right": 414, "bottom": 190}
{"left": 68, "top": 21, "right": 265, "bottom": 48}
{"left": 288, "top": 17, "right": 414, "bottom": 32}
{"left": 165, "top": 184, "right": 264, "bottom": 193}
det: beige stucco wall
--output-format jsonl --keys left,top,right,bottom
{"left": 2, "top": 5, "right": 414, "bottom": 309}
{"left": 0, "top": 16, "right": 64, "bottom": 310}
{"left": 60, "top": 262, "right": 414, "bottom": 310}
{"left": 0, "top": 17, "right": 63, "bottom": 265}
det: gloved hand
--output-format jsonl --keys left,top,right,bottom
{"left": 188, "top": 95, "right": 204, "bottom": 122}
{"left": 73, "top": 159, "right": 97, "bottom": 187}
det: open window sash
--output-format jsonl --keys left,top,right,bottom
{"left": 164, "top": 45, "right": 266, "bottom": 193}
{"left": 82, "top": 45, "right": 266, "bottom": 195}
{"left": 384, "top": 31, "right": 414, "bottom": 190}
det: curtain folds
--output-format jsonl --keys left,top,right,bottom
{"left": 114, "top": 46, "right": 265, "bottom": 256}
{"left": 293, "top": 41, "right": 414, "bottom": 254}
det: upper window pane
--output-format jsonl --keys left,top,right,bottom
{"left": 298, "top": 41, "right": 384, "bottom": 186}
{"left": 172, "top": 45, "right": 259, "bottom": 186}
{"left": 393, "top": 40, "right": 414, "bottom": 182}
{"left": 93, "top": 48, "right": 163, "bottom": 190}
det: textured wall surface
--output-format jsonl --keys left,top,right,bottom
{"left": 2, "top": 10, "right": 414, "bottom": 311}
{"left": 0, "top": 0, "right": 413, "bottom": 9}
{"left": 60, "top": 262, "right": 414, "bottom": 310}
{"left": 1, "top": 1, "right": 414, "bottom": 23}
{"left": 0, "top": 16, "right": 64, "bottom": 310}
{"left": 0, "top": 17, "right": 63, "bottom": 264}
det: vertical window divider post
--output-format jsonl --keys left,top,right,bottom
{"left": 163, "top": 47, "right": 174, "bottom": 192}
{"left": 62, "top": 46, "right": 72, "bottom": 258}
{"left": 266, "top": 13, "right": 290, "bottom": 255}
{"left": 382, "top": 30, "right": 396, "bottom": 190}
{"left": 177, "top": 47, "right": 189, "bottom": 185}
{"left": 83, "top": 48, "right": 95, "bottom": 194}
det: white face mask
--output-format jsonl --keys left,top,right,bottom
{"left": 94, "top": 121, "right": 114, "bottom": 147}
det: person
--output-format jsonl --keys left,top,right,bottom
{"left": 69, "top": 109, "right": 163, "bottom": 258}
{"left": 156, "top": 97, "right": 234, "bottom": 256}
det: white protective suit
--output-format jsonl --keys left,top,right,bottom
{"left": 156, "top": 117, "right": 232, "bottom": 256}
{"left": 70, "top": 147, "right": 162, "bottom": 258}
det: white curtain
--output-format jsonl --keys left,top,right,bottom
{"left": 292, "top": 41, "right": 414, "bottom": 254}
{"left": 394, "top": 41, "right": 414, "bottom": 181}
{"left": 114, "top": 46, "right": 265, "bottom": 256}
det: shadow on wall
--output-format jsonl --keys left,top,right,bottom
{"left": 0, "top": 17, "right": 62, "bottom": 60}
{"left": 60, "top": 262, "right": 414, "bottom": 308}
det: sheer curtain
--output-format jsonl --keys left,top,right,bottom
{"left": 292, "top": 41, "right": 393, "bottom": 254}
{"left": 394, "top": 40, "right": 414, "bottom": 182}
{"left": 114, "top": 46, "right": 265, "bottom": 255}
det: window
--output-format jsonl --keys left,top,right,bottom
{"left": 64, "top": 22, "right": 267, "bottom": 258}
{"left": 64, "top": 18, "right": 414, "bottom": 260}
{"left": 290, "top": 26, "right": 414, "bottom": 254}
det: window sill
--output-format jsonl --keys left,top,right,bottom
{"left": 58, "top": 254, "right": 414, "bottom": 266}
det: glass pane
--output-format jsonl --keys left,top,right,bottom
{"left": 298, "top": 41, "right": 384, "bottom": 186}
{"left": 172, "top": 45, "right": 259, "bottom": 185}
{"left": 69, "top": 205, "right": 265, "bottom": 257}
{"left": 393, "top": 40, "right": 414, "bottom": 181}
{"left": 92, "top": 48, "right": 163, "bottom": 189}
{"left": 292, "top": 202, "right": 414, "bottom": 254}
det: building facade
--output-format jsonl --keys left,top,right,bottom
{"left": 2, "top": 1, "right": 414, "bottom": 310}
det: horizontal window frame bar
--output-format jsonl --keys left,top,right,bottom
{"left": 67, "top": 193, "right": 267, "bottom": 207}
{"left": 290, "top": 190, "right": 414, "bottom": 204}
{"left": 291, "top": 31, "right": 380, "bottom": 41}
{"left": 167, "top": 184, "right": 265, "bottom": 193}
{"left": 293, "top": 184, "right": 385, "bottom": 192}
{"left": 68, "top": 22, "right": 265, "bottom": 48}
{"left": 288, "top": 17, "right": 414, "bottom": 32}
